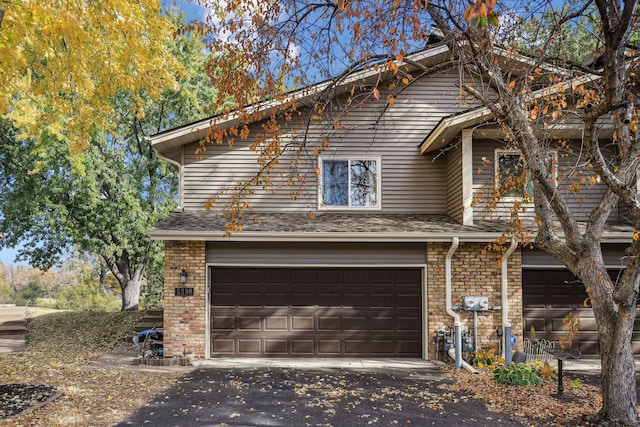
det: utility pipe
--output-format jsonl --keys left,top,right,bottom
{"left": 445, "top": 237, "right": 462, "bottom": 369}
{"left": 154, "top": 148, "right": 183, "bottom": 210}
{"left": 448, "top": 348, "right": 480, "bottom": 374}
{"left": 501, "top": 239, "right": 518, "bottom": 364}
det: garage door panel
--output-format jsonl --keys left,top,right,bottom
{"left": 212, "top": 339, "right": 235, "bottom": 353}
{"left": 292, "top": 293, "right": 315, "bottom": 306}
{"left": 370, "top": 340, "right": 395, "bottom": 354}
{"left": 265, "top": 340, "right": 288, "bottom": 354}
{"left": 212, "top": 315, "right": 236, "bottom": 330}
{"left": 238, "top": 340, "right": 261, "bottom": 354}
{"left": 371, "top": 294, "right": 394, "bottom": 307}
{"left": 318, "top": 340, "right": 341, "bottom": 354}
{"left": 398, "top": 340, "right": 421, "bottom": 355}
{"left": 211, "top": 267, "right": 422, "bottom": 357}
{"left": 344, "top": 317, "right": 368, "bottom": 331}
{"left": 523, "top": 268, "right": 640, "bottom": 356}
{"left": 318, "top": 317, "right": 341, "bottom": 331}
{"left": 395, "top": 269, "right": 422, "bottom": 284}
{"left": 291, "top": 316, "right": 314, "bottom": 330}
{"left": 371, "top": 318, "right": 394, "bottom": 331}
{"left": 398, "top": 294, "right": 420, "bottom": 308}
{"left": 212, "top": 293, "right": 236, "bottom": 306}
{"left": 344, "top": 293, "right": 367, "bottom": 307}
{"left": 265, "top": 293, "right": 289, "bottom": 306}
{"left": 398, "top": 317, "right": 421, "bottom": 331}
{"left": 318, "top": 293, "right": 341, "bottom": 306}
{"left": 343, "top": 269, "right": 368, "bottom": 284}
{"left": 239, "top": 316, "right": 262, "bottom": 330}
{"left": 265, "top": 316, "right": 287, "bottom": 330}
{"left": 292, "top": 340, "right": 314, "bottom": 354}
{"left": 523, "top": 317, "right": 547, "bottom": 332}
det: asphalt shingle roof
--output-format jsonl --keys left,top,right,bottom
{"left": 150, "top": 211, "right": 508, "bottom": 235}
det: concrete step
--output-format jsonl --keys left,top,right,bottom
{"left": 0, "top": 319, "right": 26, "bottom": 327}
{"left": 0, "top": 325, "right": 27, "bottom": 336}
{"left": 132, "top": 310, "right": 164, "bottom": 333}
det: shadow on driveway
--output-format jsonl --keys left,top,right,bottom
{"left": 116, "top": 367, "right": 524, "bottom": 426}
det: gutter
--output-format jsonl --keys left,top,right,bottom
{"left": 153, "top": 147, "right": 183, "bottom": 211}
{"left": 445, "top": 237, "right": 462, "bottom": 369}
{"left": 501, "top": 239, "right": 518, "bottom": 364}
{"left": 147, "top": 230, "right": 510, "bottom": 242}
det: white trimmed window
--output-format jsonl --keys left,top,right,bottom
{"left": 319, "top": 157, "right": 380, "bottom": 209}
{"left": 495, "top": 149, "right": 557, "bottom": 198}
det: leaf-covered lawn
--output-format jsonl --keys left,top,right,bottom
{"left": 0, "top": 311, "right": 181, "bottom": 426}
{"left": 448, "top": 368, "right": 604, "bottom": 425}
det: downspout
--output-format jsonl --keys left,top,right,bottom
{"left": 502, "top": 239, "right": 518, "bottom": 365}
{"left": 154, "top": 148, "right": 183, "bottom": 210}
{"left": 445, "top": 237, "right": 462, "bottom": 369}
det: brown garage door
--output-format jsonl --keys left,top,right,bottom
{"left": 210, "top": 267, "right": 422, "bottom": 357}
{"left": 523, "top": 269, "right": 640, "bottom": 356}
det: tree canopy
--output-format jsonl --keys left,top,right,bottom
{"left": 0, "top": 15, "right": 217, "bottom": 310}
{"left": 0, "top": 0, "right": 183, "bottom": 154}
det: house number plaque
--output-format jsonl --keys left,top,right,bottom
{"left": 174, "top": 287, "right": 194, "bottom": 297}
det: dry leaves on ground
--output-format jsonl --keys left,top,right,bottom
{"left": 447, "top": 368, "right": 602, "bottom": 426}
{"left": 0, "top": 310, "right": 181, "bottom": 427}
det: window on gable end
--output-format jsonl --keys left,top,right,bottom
{"left": 495, "top": 149, "right": 557, "bottom": 198}
{"left": 319, "top": 157, "right": 380, "bottom": 209}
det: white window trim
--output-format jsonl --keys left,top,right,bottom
{"left": 318, "top": 156, "right": 382, "bottom": 210}
{"left": 494, "top": 149, "right": 557, "bottom": 199}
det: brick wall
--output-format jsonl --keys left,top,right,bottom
{"left": 426, "top": 242, "right": 523, "bottom": 360}
{"left": 163, "top": 240, "right": 207, "bottom": 358}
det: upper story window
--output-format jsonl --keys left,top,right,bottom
{"left": 495, "top": 149, "right": 557, "bottom": 198}
{"left": 319, "top": 157, "right": 380, "bottom": 209}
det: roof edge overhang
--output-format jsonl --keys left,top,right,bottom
{"left": 147, "top": 229, "right": 633, "bottom": 243}
{"left": 419, "top": 73, "right": 603, "bottom": 153}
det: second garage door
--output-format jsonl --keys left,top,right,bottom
{"left": 210, "top": 267, "right": 422, "bottom": 357}
{"left": 523, "top": 269, "right": 640, "bottom": 356}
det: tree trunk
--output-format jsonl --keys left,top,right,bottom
{"left": 120, "top": 276, "right": 141, "bottom": 311}
{"left": 119, "top": 265, "right": 145, "bottom": 311}
{"left": 593, "top": 298, "right": 639, "bottom": 426}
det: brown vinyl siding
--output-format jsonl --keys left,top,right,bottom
{"left": 181, "top": 70, "right": 476, "bottom": 213}
{"left": 471, "top": 139, "right": 617, "bottom": 223}
{"left": 206, "top": 242, "right": 427, "bottom": 266}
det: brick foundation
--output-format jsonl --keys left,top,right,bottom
{"left": 163, "top": 240, "right": 207, "bottom": 358}
{"left": 426, "top": 242, "right": 523, "bottom": 360}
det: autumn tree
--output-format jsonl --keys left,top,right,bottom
{"left": 196, "top": 0, "right": 639, "bottom": 424}
{"left": 0, "top": 18, "right": 217, "bottom": 310}
{"left": 0, "top": 0, "right": 182, "bottom": 155}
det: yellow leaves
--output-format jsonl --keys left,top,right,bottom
{"left": 634, "top": 230, "right": 640, "bottom": 241}
{"left": 1, "top": 0, "right": 182, "bottom": 153}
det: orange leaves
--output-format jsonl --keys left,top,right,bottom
{"left": 372, "top": 87, "right": 380, "bottom": 100}
{"left": 530, "top": 105, "right": 539, "bottom": 120}
{"left": 464, "top": 0, "right": 499, "bottom": 29}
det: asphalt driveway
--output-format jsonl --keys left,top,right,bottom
{"left": 116, "top": 367, "right": 524, "bottom": 426}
